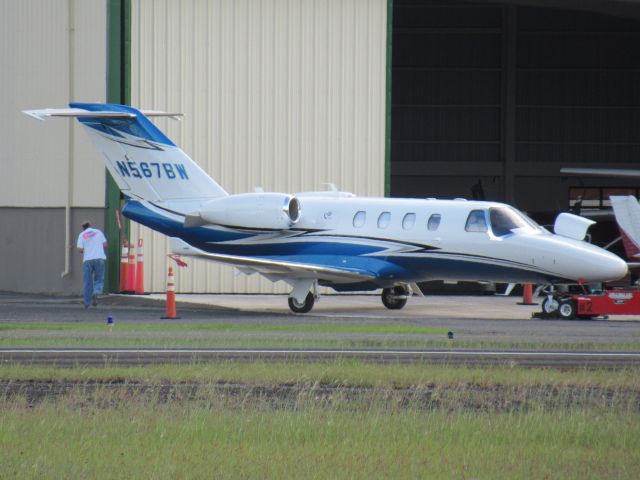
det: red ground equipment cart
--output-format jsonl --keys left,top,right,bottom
{"left": 539, "top": 288, "right": 640, "bottom": 319}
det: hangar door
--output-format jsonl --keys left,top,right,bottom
{"left": 390, "top": 1, "right": 640, "bottom": 214}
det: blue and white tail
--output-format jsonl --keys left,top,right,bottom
{"left": 23, "top": 103, "right": 227, "bottom": 207}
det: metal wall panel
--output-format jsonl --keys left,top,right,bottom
{"left": 0, "top": 0, "right": 108, "bottom": 295}
{"left": 0, "top": 0, "right": 107, "bottom": 208}
{"left": 131, "top": 0, "right": 388, "bottom": 293}
{"left": 0, "top": 207, "right": 105, "bottom": 294}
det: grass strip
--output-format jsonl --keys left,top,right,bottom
{"left": 0, "top": 322, "right": 447, "bottom": 334}
{"left": 1, "top": 335, "right": 640, "bottom": 351}
{"left": 1, "top": 401, "right": 638, "bottom": 479}
{"left": 2, "top": 361, "right": 639, "bottom": 389}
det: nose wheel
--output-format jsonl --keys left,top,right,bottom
{"left": 541, "top": 295, "right": 560, "bottom": 315}
{"left": 534, "top": 285, "right": 579, "bottom": 319}
{"left": 381, "top": 286, "right": 409, "bottom": 310}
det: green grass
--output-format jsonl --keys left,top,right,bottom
{"left": 2, "top": 335, "right": 640, "bottom": 352}
{"left": 2, "top": 361, "right": 639, "bottom": 478}
{"left": 0, "top": 322, "right": 447, "bottom": 335}
{"left": 1, "top": 399, "right": 638, "bottom": 479}
{"left": 2, "top": 361, "right": 639, "bottom": 389}
{"left": 2, "top": 321, "right": 640, "bottom": 351}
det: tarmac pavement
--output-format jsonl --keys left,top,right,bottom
{"left": 1, "top": 291, "right": 639, "bottom": 347}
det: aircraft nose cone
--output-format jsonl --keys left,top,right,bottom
{"left": 584, "top": 250, "right": 628, "bottom": 283}
{"left": 602, "top": 254, "right": 629, "bottom": 282}
{"left": 564, "top": 242, "right": 628, "bottom": 283}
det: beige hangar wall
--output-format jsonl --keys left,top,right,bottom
{"left": 0, "top": 0, "right": 107, "bottom": 294}
{"left": 131, "top": 0, "right": 388, "bottom": 293}
{"left": 0, "top": 0, "right": 107, "bottom": 208}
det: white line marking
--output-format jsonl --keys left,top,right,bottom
{"left": 1, "top": 349, "right": 639, "bottom": 357}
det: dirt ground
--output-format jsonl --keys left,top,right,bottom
{"left": 3, "top": 379, "right": 639, "bottom": 412}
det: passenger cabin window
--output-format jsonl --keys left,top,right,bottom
{"left": 402, "top": 213, "right": 416, "bottom": 230}
{"left": 427, "top": 214, "right": 441, "bottom": 231}
{"left": 377, "top": 212, "right": 391, "bottom": 229}
{"left": 465, "top": 210, "right": 488, "bottom": 232}
{"left": 353, "top": 211, "right": 366, "bottom": 228}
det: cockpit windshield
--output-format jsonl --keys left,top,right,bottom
{"left": 489, "top": 207, "right": 540, "bottom": 237}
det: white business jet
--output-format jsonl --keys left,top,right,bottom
{"left": 24, "top": 104, "right": 628, "bottom": 313}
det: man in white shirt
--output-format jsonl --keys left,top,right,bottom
{"left": 77, "top": 221, "right": 108, "bottom": 308}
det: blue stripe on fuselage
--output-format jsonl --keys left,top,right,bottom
{"left": 122, "top": 200, "right": 387, "bottom": 256}
{"left": 385, "top": 255, "right": 566, "bottom": 284}
{"left": 123, "top": 201, "right": 250, "bottom": 243}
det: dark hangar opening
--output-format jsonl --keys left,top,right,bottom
{"left": 390, "top": 0, "right": 640, "bottom": 218}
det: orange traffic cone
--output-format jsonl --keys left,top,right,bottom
{"left": 161, "top": 266, "right": 180, "bottom": 319}
{"left": 125, "top": 240, "right": 136, "bottom": 293}
{"left": 135, "top": 238, "right": 145, "bottom": 294}
{"left": 119, "top": 240, "right": 129, "bottom": 293}
{"left": 518, "top": 283, "right": 537, "bottom": 305}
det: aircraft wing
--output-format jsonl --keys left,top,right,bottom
{"left": 561, "top": 168, "right": 640, "bottom": 179}
{"left": 169, "top": 237, "right": 376, "bottom": 283}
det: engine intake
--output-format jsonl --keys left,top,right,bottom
{"left": 553, "top": 212, "right": 595, "bottom": 241}
{"left": 188, "top": 193, "right": 301, "bottom": 230}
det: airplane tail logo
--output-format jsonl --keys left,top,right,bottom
{"left": 25, "top": 103, "right": 227, "bottom": 207}
{"left": 610, "top": 195, "right": 640, "bottom": 259}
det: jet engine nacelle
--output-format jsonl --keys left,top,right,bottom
{"left": 554, "top": 212, "right": 595, "bottom": 241}
{"left": 189, "top": 192, "right": 301, "bottom": 230}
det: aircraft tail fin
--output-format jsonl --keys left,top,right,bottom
{"left": 23, "top": 103, "right": 227, "bottom": 206}
{"left": 610, "top": 195, "right": 640, "bottom": 259}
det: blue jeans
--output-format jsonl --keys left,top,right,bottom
{"left": 83, "top": 259, "right": 105, "bottom": 307}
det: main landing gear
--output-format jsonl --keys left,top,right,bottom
{"left": 288, "top": 280, "right": 318, "bottom": 314}
{"left": 381, "top": 285, "right": 410, "bottom": 310}
{"left": 287, "top": 281, "right": 416, "bottom": 314}
{"left": 288, "top": 292, "right": 315, "bottom": 313}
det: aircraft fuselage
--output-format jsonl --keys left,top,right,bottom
{"left": 124, "top": 195, "right": 628, "bottom": 290}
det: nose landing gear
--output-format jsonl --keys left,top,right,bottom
{"left": 533, "top": 285, "right": 580, "bottom": 320}
{"left": 535, "top": 284, "right": 561, "bottom": 317}
{"left": 541, "top": 294, "right": 560, "bottom": 316}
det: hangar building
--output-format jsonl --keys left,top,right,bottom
{"left": 1, "top": 0, "right": 639, "bottom": 295}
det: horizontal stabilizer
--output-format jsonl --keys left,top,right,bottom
{"left": 23, "top": 108, "right": 183, "bottom": 121}
{"left": 24, "top": 108, "right": 135, "bottom": 121}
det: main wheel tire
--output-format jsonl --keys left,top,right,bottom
{"left": 558, "top": 300, "right": 577, "bottom": 319}
{"left": 288, "top": 292, "right": 315, "bottom": 313}
{"left": 541, "top": 296, "right": 560, "bottom": 315}
{"left": 381, "top": 286, "right": 408, "bottom": 310}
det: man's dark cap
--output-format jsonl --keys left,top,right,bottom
{"left": 81, "top": 221, "right": 91, "bottom": 229}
